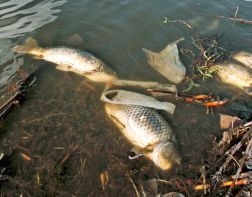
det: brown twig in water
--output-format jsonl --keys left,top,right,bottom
{"left": 156, "top": 178, "right": 179, "bottom": 184}
{"left": 24, "top": 112, "right": 69, "bottom": 124}
{"left": 163, "top": 17, "right": 193, "bottom": 29}
{"left": 234, "top": 6, "right": 239, "bottom": 18}
{"left": 129, "top": 177, "right": 140, "bottom": 197}
{"left": 200, "top": 164, "right": 207, "bottom": 195}
{"left": 54, "top": 145, "right": 79, "bottom": 168}
{"left": 217, "top": 15, "right": 252, "bottom": 25}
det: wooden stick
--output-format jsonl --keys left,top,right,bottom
{"left": 194, "top": 179, "right": 250, "bottom": 190}
{"left": 217, "top": 15, "right": 252, "bottom": 25}
{"left": 54, "top": 145, "right": 78, "bottom": 168}
{"left": 111, "top": 79, "right": 177, "bottom": 92}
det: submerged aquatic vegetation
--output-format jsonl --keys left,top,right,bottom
{"left": 196, "top": 65, "right": 221, "bottom": 81}
{"left": 191, "top": 34, "right": 231, "bottom": 81}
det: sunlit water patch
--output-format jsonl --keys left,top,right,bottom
{"left": 0, "top": 0, "right": 66, "bottom": 39}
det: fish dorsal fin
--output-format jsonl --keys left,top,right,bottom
{"left": 24, "top": 37, "right": 39, "bottom": 49}
{"left": 160, "top": 37, "right": 184, "bottom": 58}
{"left": 11, "top": 37, "right": 41, "bottom": 56}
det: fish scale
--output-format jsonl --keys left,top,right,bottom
{"left": 44, "top": 47, "right": 103, "bottom": 72}
{"left": 105, "top": 103, "right": 181, "bottom": 170}
{"left": 105, "top": 103, "right": 176, "bottom": 148}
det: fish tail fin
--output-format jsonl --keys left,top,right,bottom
{"left": 11, "top": 37, "right": 43, "bottom": 57}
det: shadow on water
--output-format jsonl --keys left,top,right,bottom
{"left": 0, "top": 0, "right": 251, "bottom": 196}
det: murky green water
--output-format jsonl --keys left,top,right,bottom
{"left": 0, "top": 0, "right": 252, "bottom": 196}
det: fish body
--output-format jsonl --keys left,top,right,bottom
{"left": 105, "top": 103, "right": 181, "bottom": 170}
{"left": 215, "top": 62, "right": 252, "bottom": 96}
{"left": 12, "top": 38, "right": 117, "bottom": 82}
{"left": 232, "top": 51, "right": 252, "bottom": 69}
{"left": 43, "top": 47, "right": 103, "bottom": 73}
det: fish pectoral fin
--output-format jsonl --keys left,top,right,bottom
{"left": 130, "top": 146, "right": 152, "bottom": 155}
{"left": 110, "top": 114, "right": 126, "bottom": 129}
{"left": 56, "top": 64, "right": 72, "bottom": 72}
{"left": 31, "top": 54, "right": 43, "bottom": 59}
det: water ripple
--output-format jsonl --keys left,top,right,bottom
{"left": 0, "top": 0, "right": 67, "bottom": 39}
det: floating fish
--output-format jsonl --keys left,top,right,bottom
{"left": 143, "top": 38, "right": 186, "bottom": 84}
{"left": 105, "top": 103, "right": 181, "bottom": 170}
{"left": 214, "top": 55, "right": 252, "bottom": 96}
{"left": 232, "top": 51, "right": 252, "bottom": 69}
{"left": 12, "top": 37, "right": 117, "bottom": 82}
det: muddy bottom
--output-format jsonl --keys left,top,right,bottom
{"left": 1, "top": 60, "right": 250, "bottom": 197}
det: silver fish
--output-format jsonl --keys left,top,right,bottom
{"left": 105, "top": 103, "right": 181, "bottom": 170}
{"left": 12, "top": 37, "right": 117, "bottom": 82}
{"left": 214, "top": 61, "right": 252, "bottom": 96}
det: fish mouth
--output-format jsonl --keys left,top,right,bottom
{"left": 11, "top": 45, "right": 20, "bottom": 52}
{"left": 85, "top": 71, "right": 117, "bottom": 83}
{"left": 147, "top": 142, "right": 181, "bottom": 170}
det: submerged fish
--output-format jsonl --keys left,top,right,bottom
{"left": 12, "top": 37, "right": 117, "bottom": 82}
{"left": 214, "top": 62, "right": 252, "bottom": 96}
{"left": 232, "top": 51, "right": 252, "bottom": 69}
{"left": 105, "top": 103, "right": 181, "bottom": 170}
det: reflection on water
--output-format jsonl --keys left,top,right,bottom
{"left": 0, "top": 0, "right": 66, "bottom": 103}
{"left": 0, "top": 0, "right": 66, "bottom": 39}
{"left": 0, "top": 39, "right": 21, "bottom": 98}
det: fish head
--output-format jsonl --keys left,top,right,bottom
{"left": 147, "top": 141, "right": 181, "bottom": 170}
{"left": 85, "top": 61, "right": 117, "bottom": 83}
{"left": 85, "top": 70, "right": 117, "bottom": 83}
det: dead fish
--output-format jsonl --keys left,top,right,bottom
{"left": 11, "top": 37, "right": 117, "bottom": 82}
{"left": 105, "top": 103, "right": 181, "bottom": 170}
{"left": 232, "top": 51, "right": 252, "bottom": 69}
{"left": 214, "top": 61, "right": 252, "bottom": 96}
{"left": 142, "top": 38, "right": 186, "bottom": 84}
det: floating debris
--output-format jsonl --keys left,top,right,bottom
{"left": 100, "top": 171, "right": 109, "bottom": 191}
{"left": 219, "top": 114, "right": 243, "bottom": 130}
{"left": 143, "top": 38, "right": 186, "bottom": 84}
{"left": 0, "top": 71, "right": 36, "bottom": 121}
{"left": 191, "top": 34, "right": 231, "bottom": 81}
{"left": 195, "top": 121, "right": 252, "bottom": 196}
{"left": 101, "top": 89, "right": 176, "bottom": 114}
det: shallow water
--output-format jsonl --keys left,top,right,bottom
{"left": 0, "top": 0, "right": 252, "bottom": 196}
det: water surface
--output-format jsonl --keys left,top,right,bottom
{"left": 0, "top": 0, "right": 251, "bottom": 196}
